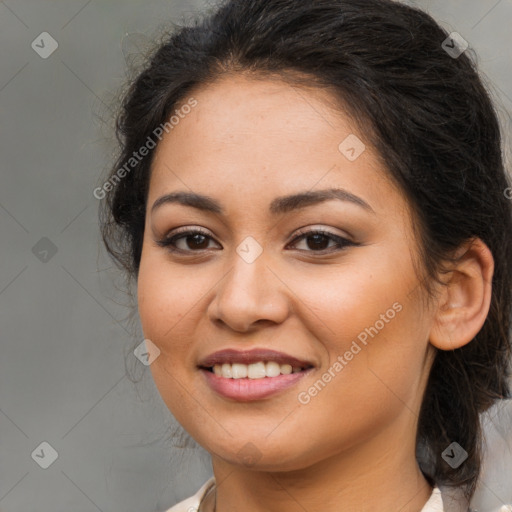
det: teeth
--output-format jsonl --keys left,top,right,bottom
{"left": 265, "top": 361, "right": 281, "bottom": 377}
{"left": 221, "top": 363, "right": 232, "bottom": 378}
{"left": 232, "top": 363, "right": 248, "bottom": 379}
{"left": 280, "top": 364, "right": 292, "bottom": 375}
{"left": 211, "top": 361, "right": 305, "bottom": 379}
{"left": 248, "top": 362, "right": 266, "bottom": 379}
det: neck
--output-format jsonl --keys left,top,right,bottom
{"left": 209, "top": 421, "right": 433, "bottom": 512}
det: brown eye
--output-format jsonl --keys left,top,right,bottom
{"left": 184, "top": 233, "right": 209, "bottom": 250}
{"left": 288, "top": 229, "right": 356, "bottom": 253}
{"left": 304, "top": 233, "right": 330, "bottom": 250}
{"left": 156, "top": 228, "right": 221, "bottom": 253}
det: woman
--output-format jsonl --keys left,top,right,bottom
{"left": 100, "top": 0, "right": 512, "bottom": 510}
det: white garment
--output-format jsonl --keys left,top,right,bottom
{"left": 165, "top": 477, "right": 446, "bottom": 511}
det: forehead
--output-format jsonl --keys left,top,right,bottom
{"left": 171, "top": 73, "right": 353, "bottom": 149}
{"left": 148, "top": 74, "right": 405, "bottom": 219}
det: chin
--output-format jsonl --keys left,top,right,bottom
{"left": 204, "top": 435, "right": 322, "bottom": 472}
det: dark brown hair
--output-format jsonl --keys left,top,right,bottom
{"left": 100, "top": 0, "right": 512, "bottom": 499}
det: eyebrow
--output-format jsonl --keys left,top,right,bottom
{"left": 151, "top": 188, "right": 374, "bottom": 215}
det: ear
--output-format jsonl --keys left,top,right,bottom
{"left": 429, "top": 238, "right": 494, "bottom": 351}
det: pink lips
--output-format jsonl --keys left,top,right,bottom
{"left": 198, "top": 348, "right": 314, "bottom": 402}
{"left": 201, "top": 369, "right": 312, "bottom": 401}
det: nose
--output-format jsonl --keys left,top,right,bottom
{"left": 207, "top": 247, "right": 290, "bottom": 333}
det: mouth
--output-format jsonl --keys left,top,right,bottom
{"left": 197, "top": 348, "right": 315, "bottom": 401}
{"left": 200, "top": 361, "right": 313, "bottom": 379}
{"left": 197, "top": 348, "right": 314, "bottom": 378}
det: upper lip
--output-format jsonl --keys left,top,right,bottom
{"left": 198, "top": 348, "right": 314, "bottom": 368}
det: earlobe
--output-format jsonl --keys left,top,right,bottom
{"left": 429, "top": 238, "right": 494, "bottom": 351}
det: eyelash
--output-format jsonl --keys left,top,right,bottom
{"left": 156, "top": 227, "right": 357, "bottom": 255}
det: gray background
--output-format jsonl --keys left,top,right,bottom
{"left": 0, "top": 1, "right": 511, "bottom": 511}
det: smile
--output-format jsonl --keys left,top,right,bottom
{"left": 208, "top": 361, "right": 308, "bottom": 379}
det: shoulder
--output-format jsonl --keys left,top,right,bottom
{"left": 164, "top": 477, "right": 216, "bottom": 512}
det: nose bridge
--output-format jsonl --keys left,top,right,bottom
{"left": 209, "top": 237, "right": 288, "bottom": 330}
{"left": 223, "top": 239, "right": 271, "bottom": 305}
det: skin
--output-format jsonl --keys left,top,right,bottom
{"left": 137, "top": 74, "right": 494, "bottom": 512}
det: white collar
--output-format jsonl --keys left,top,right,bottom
{"left": 420, "top": 486, "right": 445, "bottom": 511}
{"left": 167, "top": 478, "right": 447, "bottom": 511}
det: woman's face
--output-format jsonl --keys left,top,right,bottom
{"left": 137, "top": 74, "right": 437, "bottom": 472}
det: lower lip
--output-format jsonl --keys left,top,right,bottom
{"left": 200, "top": 368, "right": 313, "bottom": 401}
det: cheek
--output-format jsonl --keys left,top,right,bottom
{"left": 290, "top": 257, "right": 430, "bottom": 410}
{"left": 137, "top": 266, "right": 192, "bottom": 424}
{"left": 289, "top": 254, "right": 416, "bottom": 349}
{"left": 137, "top": 250, "right": 208, "bottom": 353}
{"left": 137, "top": 255, "right": 195, "bottom": 388}
{"left": 136, "top": 250, "right": 226, "bottom": 420}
